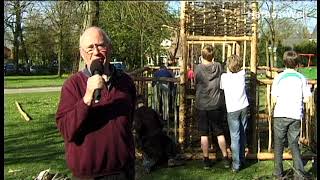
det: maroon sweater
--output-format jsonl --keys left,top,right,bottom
{"left": 56, "top": 67, "right": 136, "bottom": 178}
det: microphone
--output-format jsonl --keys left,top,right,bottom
{"left": 90, "top": 59, "right": 104, "bottom": 103}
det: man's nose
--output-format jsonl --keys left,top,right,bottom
{"left": 92, "top": 46, "right": 100, "bottom": 55}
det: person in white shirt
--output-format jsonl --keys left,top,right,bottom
{"left": 220, "top": 54, "right": 249, "bottom": 173}
{"left": 271, "top": 50, "right": 311, "bottom": 179}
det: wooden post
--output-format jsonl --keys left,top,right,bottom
{"left": 227, "top": 44, "right": 232, "bottom": 58}
{"left": 222, "top": 42, "right": 226, "bottom": 63}
{"left": 267, "top": 84, "right": 272, "bottom": 152}
{"left": 236, "top": 42, "right": 240, "bottom": 56}
{"left": 243, "top": 40, "right": 247, "bottom": 67}
{"left": 250, "top": 1, "right": 258, "bottom": 153}
{"left": 78, "top": 1, "right": 100, "bottom": 72}
{"left": 232, "top": 42, "right": 235, "bottom": 55}
{"left": 178, "top": 1, "right": 187, "bottom": 149}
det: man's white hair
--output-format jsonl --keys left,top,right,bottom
{"left": 79, "top": 26, "right": 112, "bottom": 48}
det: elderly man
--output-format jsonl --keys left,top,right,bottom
{"left": 56, "top": 26, "right": 136, "bottom": 180}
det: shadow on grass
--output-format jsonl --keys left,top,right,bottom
{"left": 138, "top": 160, "right": 261, "bottom": 180}
{"left": 4, "top": 113, "right": 65, "bottom": 165}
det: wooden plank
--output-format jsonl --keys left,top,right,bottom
{"left": 250, "top": 1, "right": 258, "bottom": 153}
{"left": 188, "top": 35, "right": 252, "bottom": 41}
{"left": 258, "top": 79, "right": 317, "bottom": 85}
{"left": 15, "top": 101, "right": 31, "bottom": 121}
{"left": 188, "top": 41, "right": 237, "bottom": 44}
{"left": 179, "top": 1, "right": 187, "bottom": 148}
{"left": 181, "top": 152, "right": 316, "bottom": 160}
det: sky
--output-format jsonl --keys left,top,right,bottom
{"left": 168, "top": 1, "right": 317, "bottom": 33}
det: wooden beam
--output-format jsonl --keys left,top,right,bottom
{"left": 232, "top": 42, "right": 235, "bottom": 55}
{"left": 236, "top": 42, "right": 240, "bottom": 56}
{"left": 15, "top": 101, "right": 31, "bottom": 121}
{"left": 250, "top": 1, "right": 258, "bottom": 153}
{"left": 243, "top": 40, "right": 247, "bottom": 67}
{"left": 222, "top": 42, "right": 226, "bottom": 63}
{"left": 227, "top": 44, "right": 232, "bottom": 58}
{"left": 182, "top": 152, "right": 316, "bottom": 160}
{"left": 179, "top": 1, "right": 187, "bottom": 149}
{"left": 188, "top": 41, "right": 237, "bottom": 44}
{"left": 132, "top": 76, "right": 179, "bottom": 83}
{"left": 257, "top": 78, "right": 317, "bottom": 85}
{"left": 187, "top": 35, "right": 252, "bottom": 41}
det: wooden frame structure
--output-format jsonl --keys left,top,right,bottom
{"left": 131, "top": 1, "right": 317, "bottom": 160}
{"left": 179, "top": 1, "right": 258, "bottom": 152}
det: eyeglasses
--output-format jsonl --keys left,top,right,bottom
{"left": 81, "top": 44, "right": 107, "bottom": 54}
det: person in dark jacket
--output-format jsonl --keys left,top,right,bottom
{"left": 56, "top": 26, "right": 136, "bottom": 180}
{"left": 133, "top": 95, "right": 184, "bottom": 173}
{"left": 152, "top": 64, "right": 174, "bottom": 121}
{"left": 194, "top": 45, "right": 230, "bottom": 169}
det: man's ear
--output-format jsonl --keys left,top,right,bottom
{"left": 79, "top": 49, "right": 86, "bottom": 61}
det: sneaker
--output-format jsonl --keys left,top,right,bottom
{"left": 203, "top": 158, "right": 212, "bottom": 170}
{"left": 222, "top": 157, "right": 230, "bottom": 169}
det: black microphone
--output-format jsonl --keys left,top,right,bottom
{"left": 90, "top": 59, "right": 104, "bottom": 103}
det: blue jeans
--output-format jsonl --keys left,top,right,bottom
{"left": 273, "top": 117, "right": 305, "bottom": 178}
{"left": 227, "top": 107, "right": 248, "bottom": 170}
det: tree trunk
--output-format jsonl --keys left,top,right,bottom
{"left": 172, "top": 30, "right": 180, "bottom": 63}
{"left": 58, "top": 27, "right": 63, "bottom": 77}
{"left": 20, "top": 29, "right": 29, "bottom": 70}
{"left": 178, "top": 1, "right": 187, "bottom": 150}
{"left": 249, "top": 1, "right": 258, "bottom": 154}
{"left": 13, "top": 1, "right": 22, "bottom": 72}
{"left": 77, "top": 1, "right": 100, "bottom": 72}
{"left": 140, "top": 30, "right": 143, "bottom": 67}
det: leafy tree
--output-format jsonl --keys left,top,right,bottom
{"left": 41, "top": 1, "right": 83, "bottom": 76}
{"left": 294, "top": 40, "right": 317, "bottom": 66}
{"left": 258, "top": 1, "right": 316, "bottom": 67}
{"left": 4, "top": 1, "right": 32, "bottom": 71}
{"left": 99, "top": 2, "right": 177, "bottom": 70}
{"left": 24, "top": 7, "right": 56, "bottom": 67}
{"left": 77, "top": 1, "right": 100, "bottom": 72}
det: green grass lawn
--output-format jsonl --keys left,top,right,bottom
{"left": 139, "top": 160, "right": 277, "bottom": 180}
{"left": 4, "top": 92, "right": 316, "bottom": 180}
{"left": 4, "top": 74, "right": 70, "bottom": 88}
{"left": 297, "top": 67, "right": 317, "bottom": 80}
{"left": 4, "top": 92, "right": 67, "bottom": 180}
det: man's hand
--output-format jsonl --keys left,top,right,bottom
{"left": 83, "top": 74, "right": 104, "bottom": 106}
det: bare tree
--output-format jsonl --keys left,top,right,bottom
{"left": 4, "top": 1, "right": 32, "bottom": 71}
{"left": 77, "top": 1, "right": 100, "bottom": 72}
{"left": 42, "top": 1, "right": 83, "bottom": 77}
{"left": 259, "top": 0, "right": 316, "bottom": 67}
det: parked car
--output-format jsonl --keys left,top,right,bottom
{"left": 110, "top": 61, "right": 126, "bottom": 71}
{"left": 4, "top": 63, "right": 16, "bottom": 75}
{"left": 30, "top": 65, "right": 37, "bottom": 73}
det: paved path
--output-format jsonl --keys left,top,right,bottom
{"left": 4, "top": 87, "right": 62, "bottom": 94}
